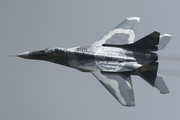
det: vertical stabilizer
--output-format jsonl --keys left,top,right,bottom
{"left": 158, "top": 34, "right": 172, "bottom": 50}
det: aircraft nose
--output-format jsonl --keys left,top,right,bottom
{"left": 17, "top": 52, "right": 29, "bottom": 59}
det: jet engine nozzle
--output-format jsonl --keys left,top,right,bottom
{"left": 145, "top": 53, "right": 158, "bottom": 61}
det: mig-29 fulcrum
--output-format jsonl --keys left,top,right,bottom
{"left": 17, "top": 17, "right": 172, "bottom": 107}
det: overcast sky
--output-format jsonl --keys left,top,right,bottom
{"left": 1, "top": 0, "right": 180, "bottom": 120}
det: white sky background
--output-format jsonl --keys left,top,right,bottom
{"left": 1, "top": 0, "right": 180, "bottom": 120}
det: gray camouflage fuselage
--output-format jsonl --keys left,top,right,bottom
{"left": 26, "top": 46, "right": 157, "bottom": 73}
{"left": 17, "top": 17, "right": 172, "bottom": 107}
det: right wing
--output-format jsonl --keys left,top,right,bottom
{"left": 91, "top": 71, "right": 135, "bottom": 107}
{"left": 92, "top": 17, "right": 140, "bottom": 47}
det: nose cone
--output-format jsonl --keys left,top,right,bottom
{"left": 17, "top": 52, "right": 29, "bottom": 59}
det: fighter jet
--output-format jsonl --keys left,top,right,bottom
{"left": 17, "top": 17, "right": 172, "bottom": 107}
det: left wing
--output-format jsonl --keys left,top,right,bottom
{"left": 92, "top": 17, "right": 140, "bottom": 47}
{"left": 91, "top": 71, "right": 135, "bottom": 107}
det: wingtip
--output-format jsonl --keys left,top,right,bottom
{"left": 127, "top": 17, "right": 140, "bottom": 22}
{"left": 121, "top": 102, "right": 136, "bottom": 107}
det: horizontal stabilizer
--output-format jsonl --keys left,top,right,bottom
{"left": 103, "top": 31, "right": 172, "bottom": 51}
{"left": 127, "top": 31, "right": 160, "bottom": 50}
{"left": 140, "top": 75, "right": 170, "bottom": 94}
{"left": 103, "top": 31, "right": 160, "bottom": 51}
{"left": 158, "top": 34, "right": 172, "bottom": 50}
{"left": 133, "top": 62, "right": 170, "bottom": 94}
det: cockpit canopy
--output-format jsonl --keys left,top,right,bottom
{"left": 45, "top": 47, "right": 65, "bottom": 55}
